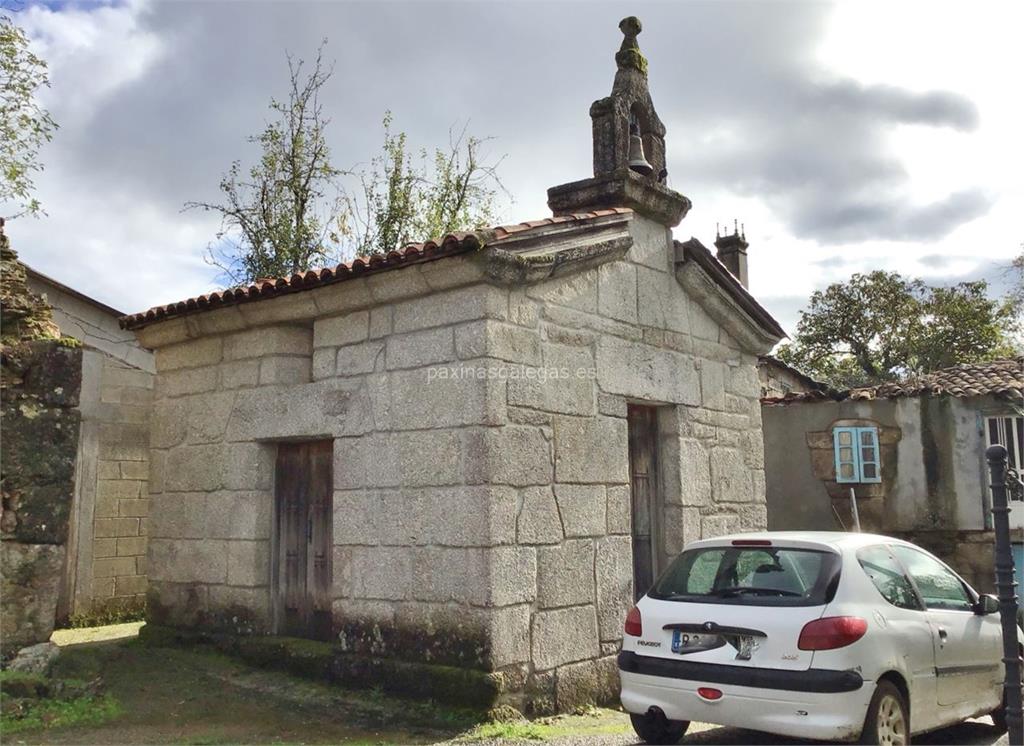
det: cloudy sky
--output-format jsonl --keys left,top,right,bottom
{"left": 7, "top": 0, "right": 1023, "bottom": 333}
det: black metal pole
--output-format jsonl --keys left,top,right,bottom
{"left": 987, "top": 443, "right": 1023, "bottom": 743}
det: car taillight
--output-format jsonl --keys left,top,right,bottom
{"left": 798, "top": 616, "right": 868, "bottom": 650}
{"left": 697, "top": 687, "right": 723, "bottom": 701}
{"left": 624, "top": 606, "right": 642, "bottom": 636}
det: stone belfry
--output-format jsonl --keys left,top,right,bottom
{"left": 548, "top": 16, "right": 691, "bottom": 227}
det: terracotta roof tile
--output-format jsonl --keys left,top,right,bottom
{"left": 764, "top": 358, "right": 1023, "bottom": 405}
{"left": 846, "top": 358, "right": 1023, "bottom": 400}
{"left": 119, "top": 209, "right": 633, "bottom": 330}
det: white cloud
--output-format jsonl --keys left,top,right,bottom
{"left": 21, "top": 0, "right": 165, "bottom": 130}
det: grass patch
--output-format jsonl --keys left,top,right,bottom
{"left": 0, "top": 670, "right": 52, "bottom": 698}
{"left": 1, "top": 645, "right": 124, "bottom": 736}
{"left": 465, "top": 720, "right": 550, "bottom": 741}
{"left": 66, "top": 599, "right": 145, "bottom": 628}
{"left": 0, "top": 694, "right": 122, "bottom": 734}
{"left": 459, "top": 707, "right": 631, "bottom": 742}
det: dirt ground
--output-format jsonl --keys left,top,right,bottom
{"left": 5, "top": 638, "right": 471, "bottom": 745}
{"left": 0, "top": 628, "right": 1010, "bottom": 746}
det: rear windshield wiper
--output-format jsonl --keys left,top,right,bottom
{"left": 714, "top": 586, "right": 803, "bottom": 598}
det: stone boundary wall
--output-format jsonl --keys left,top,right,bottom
{"left": 86, "top": 353, "right": 153, "bottom": 610}
{"left": 1, "top": 341, "right": 83, "bottom": 656}
{"left": 21, "top": 267, "right": 156, "bottom": 618}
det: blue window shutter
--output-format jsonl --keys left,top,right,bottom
{"left": 833, "top": 427, "right": 859, "bottom": 483}
{"left": 857, "top": 427, "right": 881, "bottom": 483}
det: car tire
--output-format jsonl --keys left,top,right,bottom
{"left": 858, "top": 680, "right": 909, "bottom": 745}
{"left": 629, "top": 711, "right": 689, "bottom": 745}
{"left": 991, "top": 699, "right": 1006, "bottom": 734}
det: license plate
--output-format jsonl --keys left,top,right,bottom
{"left": 671, "top": 629, "right": 722, "bottom": 654}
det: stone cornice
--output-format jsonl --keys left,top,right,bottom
{"left": 675, "top": 259, "right": 783, "bottom": 355}
{"left": 547, "top": 170, "right": 691, "bottom": 228}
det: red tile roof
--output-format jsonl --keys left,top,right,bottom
{"left": 119, "top": 209, "right": 633, "bottom": 329}
{"left": 846, "top": 358, "right": 1023, "bottom": 400}
{"left": 764, "top": 358, "right": 1023, "bottom": 404}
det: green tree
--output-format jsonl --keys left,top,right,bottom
{"left": 343, "top": 113, "right": 505, "bottom": 257}
{"left": 1008, "top": 243, "right": 1023, "bottom": 313}
{"left": 1, "top": 13, "right": 58, "bottom": 218}
{"left": 776, "top": 270, "right": 1019, "bottom": 389}
{"left": 189, "top": 43, "right": 507, "bottom": 285}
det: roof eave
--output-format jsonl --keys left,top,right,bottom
{"left": 674, "top": 238, "right": 786, "bottom": 354}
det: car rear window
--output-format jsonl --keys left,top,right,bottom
{"left": 648, "top": 545, "right": 841, "bottom": 606}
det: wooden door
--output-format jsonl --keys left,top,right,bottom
{"left": 627, "top": 405, "right": 660, "bottom": 600}
{"left": 275, "top": 440, "right": 333, "bottom": 640}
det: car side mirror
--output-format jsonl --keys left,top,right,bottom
{"left": 975, "top": 593, "right": 999, "bottom": 615}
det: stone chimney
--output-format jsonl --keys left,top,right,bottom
{"left": 714, "top": 221, "right": 749, "bottom": 288}
{"left": 547, "top": 17, "right": 691, "bottom": 228}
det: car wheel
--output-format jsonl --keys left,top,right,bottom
{"left": 859, "top": 681, "right": 909, "bottom": 746}
{"left": 992, "top": 700, "right": 1007, "bottom": 734}
{"left": 629, "top": 710, "right": 689, "bottom": 745}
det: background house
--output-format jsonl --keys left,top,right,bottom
{"left": 120, "top": 18, "right": 784, "bottom": 713}
{"left": 757, "top": 354, "right": 830, "bottom": 400}
{"left": 762, "top": 358, "right": 1023, "bottom": 592}
{"left": 25, "top": 265, "right": 154, "bottom": 620}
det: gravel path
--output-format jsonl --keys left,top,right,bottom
{"left": 463, "top": 718, "right": 1010, "bottom": 746}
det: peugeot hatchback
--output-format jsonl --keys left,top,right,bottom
{"left": 619, "top": 532, "right": 1021, "bottom": 744}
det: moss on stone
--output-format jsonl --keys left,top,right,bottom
{"left": 236, "top": 636, "right": 335, "bottom": 681}
{"left": 614, "top": 48, "right": 648, "bottom": 76}
{"left": 367, "top": 658, "right": 500, "bottom": 709}
{"left": 68, "top": 596, "right": 146, "bottom": 628}
{"left": 197, "top": 603, "right": 265, "bottom": 637}
{"left": 335, "top": 615, "right": 490, "bottom": 669}
{"left": 0, "top": 237, "right": 60, "bottom": 347}
{"left": 0, "top": 670, "right": 51, "bottom": 699}
{"left": 141, "top": 625, "right": 502, "bottom": 710}
{"left": 485, "top": 704, "right": 524, "bottom": 722}
{"left": 136, "top": 624, "right": 180, "bottom": 648}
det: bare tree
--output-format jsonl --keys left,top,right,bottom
{"left": 188, "top": 42, "right": 509, "bottom": 286}
{"left": 185, "top": 41, "right": 344, "bottom": 284}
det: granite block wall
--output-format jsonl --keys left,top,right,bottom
{"left": 139, "top": 215, "right": 769, "bottom": 711}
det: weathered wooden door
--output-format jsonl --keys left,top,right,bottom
{"left": 275, "top": 440, "right": 333, "bottom": 640}
{"left": 627, "top": 405, "right": 660, "bottom": 600}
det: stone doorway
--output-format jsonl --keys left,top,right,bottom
{"left": 273, "top": 440, "right": 333, "bottom": 640}
{"left": 627, "top": 404, "right": 662, "bottom": 600}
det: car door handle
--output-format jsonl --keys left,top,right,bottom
{"left": 937, "top": 627, "right": 948, "bottom": 644}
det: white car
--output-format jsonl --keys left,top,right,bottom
{"left": 619, "top": 532, "right": 1022, "bottom": 745}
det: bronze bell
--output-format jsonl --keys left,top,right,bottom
{"left": 627, "top": 121, "right": 653, "bottom": 177}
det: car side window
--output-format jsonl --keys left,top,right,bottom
{"left": 890, "top": 546, "right": 973, "bottom": 612}
{"left": 857, "top": 545, "right": 922, "bottom": 611}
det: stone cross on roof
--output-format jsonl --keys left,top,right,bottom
{"left": 616, "top": 16, "right": 647, "bottom": 75}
